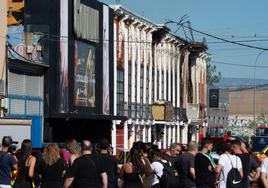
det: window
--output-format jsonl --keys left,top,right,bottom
{"left": 152, "top": 68, "right": 154, "bottom": 102}
{"left": 117, "top": 70, "right": 124, "bottom": 116}
{"left": 140, "top": 66, "right": 144, "bottom": 117}
{"left": 161, "top": 71, "right": 164, "bottom": 99}
{"left": 128, "top": 63, "right": 132, "bottom": 116}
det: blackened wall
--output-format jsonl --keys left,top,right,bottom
{"left": 25, "top": 0, "right": 114, "bottom": 118}
{"left": 25, "top": 0, "right": 60, "bottom": 117}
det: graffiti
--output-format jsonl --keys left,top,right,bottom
{"left": 229, "top": 119, "right": 249, "bottom": 127}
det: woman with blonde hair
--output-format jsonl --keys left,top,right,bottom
{"left": 38, "top": 143, "right": 65, "bottom": 188}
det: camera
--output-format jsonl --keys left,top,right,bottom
{"left": 3, "top": 136, "right": 18, "bottom": 154}
{"left": 8, "top": 144, "right": 17, "bottom": 154}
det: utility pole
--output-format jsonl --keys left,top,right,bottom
{"left": 253, "top": 50, "right": 265, "bottom": 130}
{"left": 187, "top": 21, "right": 195, "bottom": 42}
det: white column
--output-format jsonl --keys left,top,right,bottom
{"left": 136, "top": 26, "right": 141, "bottom": 105}
{"left": 135, "top": 124, "right": 140, "bottom": 141}
{"left": 167, "top": 125, "right": 171, "bottom": 147}
{"left": 182, "top": 124, "right": 188, "bottom": 144}
{"left": 196, "top": 128, "right": 199, "bottom": 143}
{"left": 148, "top": 124, "right": 152, "bottom": 142}
{"left": 176, "top": 122, "right": 180, "bottom": 143}
{"left": 172, "top": 125, "right": 176, "bottom": 143}
{"left": 148, "top": 33, "right": 153, "bottom": 104}
{"left": 131, "top": 25, "right": 136, "bottom": 104}
{"left": 123, "top": 122, "right": 128, "bottom": 151}
{"left": 113, "top": 21, "right": 117, "bottom": 115}
{"left": 129, "top": 125, "right": 135, "bottom": 148}
{"left": 143, "top": 30, "right": 147, "bottom": 105}
{"left": 172, "top": 45, "right": 176, "bottom": 106}
{"left": 176, "top": 50, "right": 181, "bottom": 107}
{"left": 163, "top": 125, "right": 167, "bottom": 149}
{"left": 191, "top": 130, "right": 195, "bottom": 142}
{"left": 154, "top": 45, "right": 158, "bottom": 101}
{"left": 163, "top": 43, "right": 167, "bottom": 100}
{"left": 158, "top": 44, "right": 162, "bottom": 100}
{"left": 204, "top": 57, "right": 207, "bottom": 106}
{"left": 112, "top": 120, "right": 117, "bottom": 155}
{"left": 112, "top": 20, "right": 117, "bottom": 153}
{"left": 168, "top": 44, "right": 171, "bottom": 101}
{"left": 124, "top": 25, "right": 129, "bottom": 106}
{"left": 142, "top": 125, "right": 146, "bottom": 143}
{"left": 158, "top": 141, "right": 162, "bottom": 150}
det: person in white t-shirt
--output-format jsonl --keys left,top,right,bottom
{"left": 215, "top": 142, "right": 243, "bottom": 188}
{"left": 150, "top": 149, "right": 164, "bottom": 188}
{"left": 260, "top": 157, "right": 268, "bottom": 187}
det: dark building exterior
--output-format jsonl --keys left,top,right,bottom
{"left": 24, "top": 0, "right": 125, "bottom": 144}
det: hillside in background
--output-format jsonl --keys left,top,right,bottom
{"left": 214, "top": 77, "right": 268, "bottom": 88}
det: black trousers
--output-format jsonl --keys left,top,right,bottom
{"left": 151, "top": 183, "right": 161, "bottom": 188}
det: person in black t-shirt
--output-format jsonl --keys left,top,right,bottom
{"left": 195, "top": 139, "right": 216, "bottom": 188}
{"left": 165, "top": 143, "right": 181, "bottom": 166}
{"left": 99, "top": 138, "right": 119, "bottom": 188}
{"left": 38, "top": 143, "right": 66, "bottom": 188}
{"left": 64, "top": 140, "right": 108, "bottom": 188}
{"left": 175, "top": 141, "right": 198, "bottom": 188}
{"left": 231, "top": 140, "right": 251, "bottom": 188}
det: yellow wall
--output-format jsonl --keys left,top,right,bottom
{"left": 229, "top": 90, "right": 268, "bottom": 115}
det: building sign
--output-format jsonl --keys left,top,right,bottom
{"left": 165, "top": 104, "right": 174, "bottom": 121}
{"left": 152, "top": 102, "right": 174, "bottom": 121}
{"left": 74, "top": 40, "right": 96, "bottom": 107}
{"left": 7, "top": 0, "right": 24, "bottom": 25}
{"left": 74, "top": 0, "right": 99, "bottom": 43}
{"left": 209, "top": 89, "right": 219, "bottom": 108}
{"left": 8, "top": 26, "right": 44, "bottom": 63}
{"left": 152, "top": 104, "right": 165, "bottom": 121}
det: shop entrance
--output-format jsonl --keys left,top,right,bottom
{"left": 44, "top": 118, "right": 112, "bottom": 143}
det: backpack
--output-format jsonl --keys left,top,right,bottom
{"left": 157, "top": 160, "right": 180, "bottom": 188}
{"left": 226, "top": 155, "right": 242, "bottom": 188}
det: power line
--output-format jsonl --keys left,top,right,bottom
{"left": 181, "top": 24, "right": 268, "bottom": 51}
{"left": 210, "top": 60, "right": 268, "bottom": 68}
{"left": 207, "top": 39, "right": 268, "bottom": 44}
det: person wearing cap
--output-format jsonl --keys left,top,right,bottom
{"left": 0, "top": 136, "right": 18, "bottom": 188}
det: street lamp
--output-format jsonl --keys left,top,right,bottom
{"left": 253, "top": 50, "right": 265, "bottom": 126}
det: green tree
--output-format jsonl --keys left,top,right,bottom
{"left": 248, "top": 113, "right": 268, "bottom": 129}
{"left": 207, "top": 63, "right": 221, "bottom": 86}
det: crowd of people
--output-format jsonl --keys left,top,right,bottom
{"left": 0, "top": 136, "right": 268, "bottom": 188}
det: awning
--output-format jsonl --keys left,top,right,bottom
{"left": 8, "top": 58, "right": 49, "bottom": 76}
{"left": 46, "top": 113, "right": 128, "bottom": 121}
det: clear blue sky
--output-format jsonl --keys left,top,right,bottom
{"left": 101, "top": 0, "right": 268, "bottom": 80}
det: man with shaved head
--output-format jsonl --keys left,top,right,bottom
{"left": 64, "top": 140, "right": 108, "bottom": 188}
